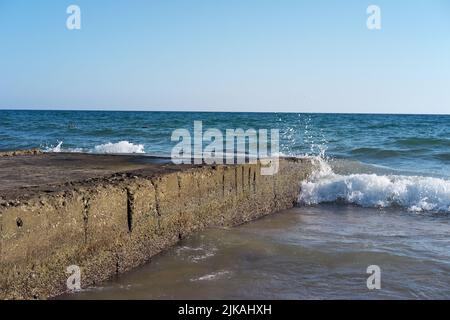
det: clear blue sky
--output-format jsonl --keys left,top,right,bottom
{"left": 0, "top": 0, "right": 449, "bottom": 113}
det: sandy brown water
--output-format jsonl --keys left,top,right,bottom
{"left": 62, "top": 204, "right": 450, "bottom": 300}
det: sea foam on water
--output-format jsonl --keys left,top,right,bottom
{"left": 299, "top": 157, "right": 450, "bottom": 213}
{"left": 93, "top": 141, "right": 145, "bottom": 154}
{"left": 44, "top": 140, "right": 145, "bottom": 154}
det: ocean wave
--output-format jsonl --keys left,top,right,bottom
{"left": 93, "top": 141, "right": 145, "bottom": 154}
{"left": 349, "top": 147, "right": 430, "bottom": 159}
{"left": 394, "top": 137, "right": 450, "bottom": 148}
{"left": 434, "top": 153, "right": 450, "bottom": 161}
{"left": 43, "top": 140, "right": 145, "bottom": 154}
{"left": 299, "top": 158, "right": 450, "bottom": 213}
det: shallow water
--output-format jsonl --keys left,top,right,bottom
{"left": 63, "top": 205, "right": 450, "bottom": 300}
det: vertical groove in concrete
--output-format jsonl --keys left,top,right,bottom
{"left": 82, "top": 196, "right": 90, "bottom": 244}
{"left": 150, "top": 179, "right": 161, "bottom": 217}
{"left": 126, "top": 188, "right": 133, "bottom": 233}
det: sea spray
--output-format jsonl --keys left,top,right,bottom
{"left": 43, "top": 141, "right": 83, "bottom": 153}
{"left": 46, "top": 141, "right": 63, "bottom": 153}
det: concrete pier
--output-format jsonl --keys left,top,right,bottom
{"left": 0, "top": 153, "right": 314, "bottom": 299}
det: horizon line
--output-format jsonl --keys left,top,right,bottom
{"left": 0, "top": 107, "right": 449, "bottom": 116}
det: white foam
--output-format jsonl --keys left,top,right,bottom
{"left": 190, "top": 271, "right": 231, "bottom": 282}
{"left": 43, "top": 141, "right": 83, "bottom": 153}
{"left": 299, "top": 158, "right": 450, "bottom": 213}
{"left": 45, "top": 141, "right": 63, "bottom": 152}
{"left": 92, "top": 141, "right": 145, "bottom": 154}
{"left": 43, "top": 140, "right": 144, "bottom": 154}
{"left": 176, "top": 245, "right": 218, "bottom": 263}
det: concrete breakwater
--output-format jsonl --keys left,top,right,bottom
{"left": 0, "top": 153, "right": 314, "bottom": 299}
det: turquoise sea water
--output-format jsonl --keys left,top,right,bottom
{"left": 1, "top": 111, "right": 449, "bottom": 175}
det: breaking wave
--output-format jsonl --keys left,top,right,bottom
{"left": 299, "top": 158, "right": 450, "bottom": 213}
{"left": 92, "top": 141, "right": 145, "bottom": 154}
{"left": 43, "top": 140, "right": 145, "bottom": 154}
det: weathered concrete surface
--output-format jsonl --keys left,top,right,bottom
{"left": 0, "top": 148, "right": 42, "bottom": 157}
{"left": 0, "top": 153, "right": 314, "bottom": 299}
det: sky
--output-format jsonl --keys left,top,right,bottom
{"left": 0, "top": 0, "right": 449, "bottom": 114}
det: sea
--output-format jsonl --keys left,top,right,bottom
{"left": 1, "top": 110, "right": 449, "bottom": 299}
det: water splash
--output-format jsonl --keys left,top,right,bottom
{"left": 299, "top": 158, "right": 450, "bottom": 213}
